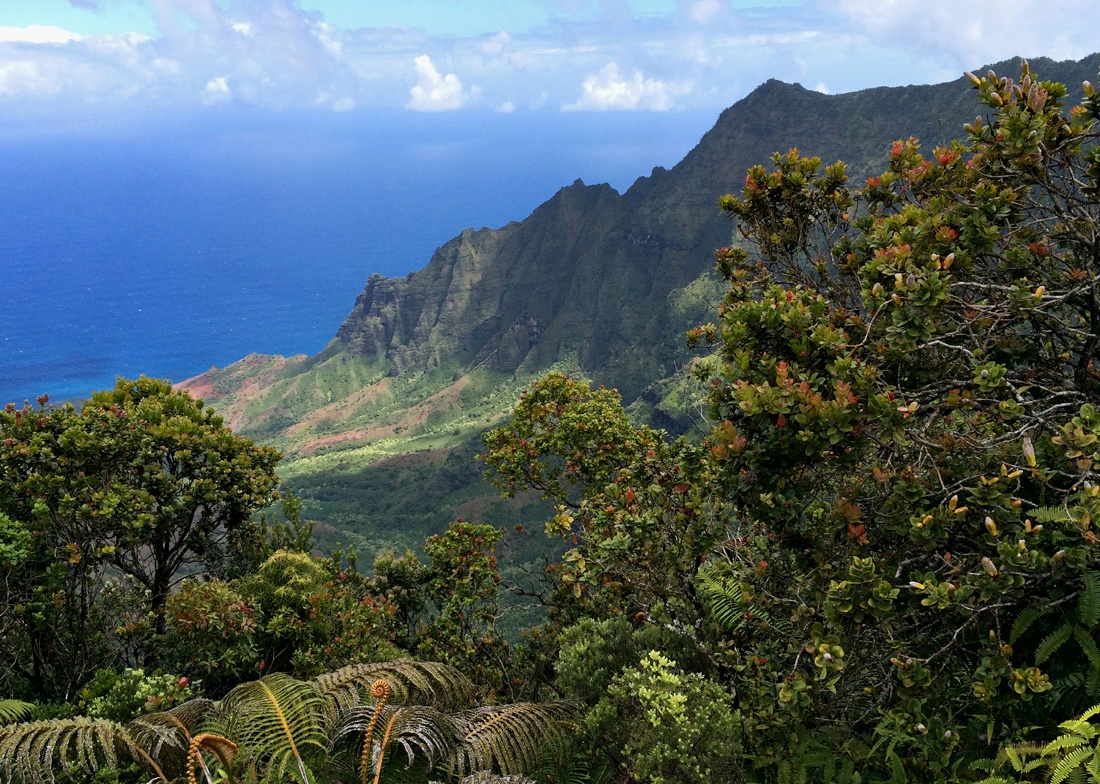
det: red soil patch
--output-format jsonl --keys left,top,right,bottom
{"left": 176, "top": 374, "right": 220, "bottom": 401}
{"left": 286, "top": 377, "right": 395, "bottom": 438}
{"left": 293, "top": 374, "right": 471, "bottom": 454}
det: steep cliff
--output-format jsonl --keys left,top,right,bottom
{"left": 179, "top": 53, "right": 1100, "bottom": 552}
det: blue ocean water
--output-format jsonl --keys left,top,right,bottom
{"left": 0, "top": 109, "right": 718, "bottom": 406}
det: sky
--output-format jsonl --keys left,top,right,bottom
{"left": 1, "top": 0, "right": 1097, "bottom": 124}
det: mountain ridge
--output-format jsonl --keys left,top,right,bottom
{"left": 179, "top": 52, "right": 1100, "bottom": 552}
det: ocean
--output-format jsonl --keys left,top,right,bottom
{"left": 0, "top": 108, "right": 717, "bottom": 406}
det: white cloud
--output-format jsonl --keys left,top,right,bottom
{"left": 563, "top": 63, "right": 691, "bottom": 111}
{"left": 152, "top": 58, "right": 180, "bottom": 73}
{"left": 0, "top": 61, "right": 59, "bottom": 94}
{"left": 0, "top": 0, "right": 1093, "bottom": 119}
{"left": 689, "top": 0, "right": 724, "bottom": 23}
{"left": 332, "top": 96, "right": 355, "bottom": 111}
{"left": 406, "top": 54, "right": 467, "bottom": 111}
{"left": 203, "top": 75, "right": 230, "bottom": 103}
{"left": 497, "top": 100, "right": 515, "bottom": 112}
{"left": 830, "top": 0, "right": 1098, "bottom": 65}
{"left": 813, "top": 82, "right": 829, "bottom": 94}
{"left": 0, "top": 25, "right": 84, "bottom": 44}
{"left": 482, "top": 31, "right": 512, "bottom": 56}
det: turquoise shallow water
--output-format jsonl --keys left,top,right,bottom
{"left": 0, "top": 109, "right": 716, "bottom": 405}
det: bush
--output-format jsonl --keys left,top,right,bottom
{"left": 586, "top": 651, "right": 741, "bottom": 784}
{"left": 78, "top": 667, "right": 197, "bottom": 723}
{"left": 163, "top": 578, "right": 259, "bottom": 690}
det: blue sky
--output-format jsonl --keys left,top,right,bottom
{"left": 0, "top": 0, "right": 1096, "bottom": 120}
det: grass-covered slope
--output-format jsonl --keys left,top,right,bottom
{"left": 178, "top": 53, "right": 1100, "bottom": 554}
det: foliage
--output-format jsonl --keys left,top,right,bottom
{"left": 483, "top": 62, "right": 1100, "bottom": 782}
{"left": 0, "top": 701, "right": 34, "bottom": 726}
{"left": 163, "top": 579, "right": 261, "bottom": 691}
{"left": 418, "top": 522, "right": 510, "bottom": 691}
{"left": 0, "top": 660, "right": 572, "bottom": 784}
{"left": 585, "top": 651, "right": 741, "bottom": 784}
{"left": 0, "top": 378, "right": 280, "bottom": 700}
{"left": 78, "top": 667, "right": 197, "bottom": 723}
{"left": 235, "top": 550, "right": 403, "bottom": 678}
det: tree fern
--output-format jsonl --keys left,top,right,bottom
{"left": 450, "top": 703, "right": 575, "bottom": 778}
{"left": 335, "top": 703, "right": 457, "bottom": 783}
{"left": 316, "top": 660, "right": 474, "bottom": 712}
{"left": 221, "top": 673, "right": 327, "bottom": 784}
{"left": 125, "top": 699, "right": 218, "bottom": 778}
{"left": 0, "top": 717, "right": 170, "bottom": 784}
{"left": 0, "top": 660, "right": 575, "bottom": 784}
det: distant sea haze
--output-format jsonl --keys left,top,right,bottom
{"left": 0, "top": 108, "right": 716, "bottom": 406}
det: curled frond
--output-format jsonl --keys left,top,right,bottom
{"left": 316, "top": 660, "right": 474, "bottom": 712}
{"left": 186, "top": 733, "right": 238, "bottom": 784}
{"left": 0, "top": 717, "right": 168, "bottom": 784}
{"left": 222, "top": 673, "right": 326, "bottom": 783}
{"left": 452, "top": 702, "right": 575, "bottom": 778}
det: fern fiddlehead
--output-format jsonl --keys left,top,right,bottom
{"left": 186, "top": 733, "right": 238, "bottom": 784}
{"left": 361, "top": 679, "right": 391, "bottom": 784}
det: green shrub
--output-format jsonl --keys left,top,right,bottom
{"left": 586, "top": 651, "right": 741, "bottom": 784}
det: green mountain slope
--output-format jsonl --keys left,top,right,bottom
{"left": 179, "top": 53, "right": 1100, "bottom": 554}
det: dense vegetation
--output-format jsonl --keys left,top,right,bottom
{"left": 4, "top": 61, "right": 1100, "bottom": 783}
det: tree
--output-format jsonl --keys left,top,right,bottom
{"left": 485, "top": 62, "right": 1100, "bottom": 780}
{"left": 0, "top": 377, "right": 280, "bottom": 698}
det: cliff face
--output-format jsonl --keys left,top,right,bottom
{"left": 180, "top": 53, "right": 1100, "bottom": 460}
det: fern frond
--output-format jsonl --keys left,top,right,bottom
{"left": 0, "top": 717, "right": 169, "bottom": 784}
{"left": 697, "top": 568, "right": 746, "bottom": 632}
{"left": 124, "top": 699, "right": 217, "bottom": 779}
{"left": 1012, "top": 606, "right": 1054, "bottom": 644}
{"left": 0, "top": 701, "right": 34, "bottom": 726}
{"left": 1032, "top": 506, "right": 1073, "bottom": 524}
{"left": 315, "top": 660, "right": 474, "bottom": 712}
{"left": 458, "top": 774, "right": 540, "bottom": 784}
{"left": 335, "top": 704, "right": 458, "bottom": 776}
{"left": 1080, "top": 572, "right": 1100, "bottom": 628}
{"left": 1037, "top": 621, "right": 1076, "bottom": 664}
{"left": 452, "top": 702, "right": 575, "bottom": 778}
{"left": 1051, "top": 745, "right": 1096, "bottom": 784}
{"left": 222, "top": 673, "right": 326, "bottom": 784}
{"left": 1079, "top": 702, "right": 1100, "bottom": 723}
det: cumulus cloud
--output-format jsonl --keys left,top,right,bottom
{"left": 406, "top": 54, "right": 468, "bottom": 111}
{"left": 830, "top": 0, "right": 1098, "bottom": 65}
{"left": 0, "top": 25, "right": 85, "bottom": 44}
{"left": 0, "top": 61, "right": 59, "bottom": 95}
{"left": 563, "top": 63, "right": 691, "bottom": 111}
{"left": 203, "top": 75, "right": 230, "bottom": 103}
{"left": 497, "top": 100, "right": 515, "bottom": 112}
{"left": 0, "top": 0, "right": 1095, "bottom": 119}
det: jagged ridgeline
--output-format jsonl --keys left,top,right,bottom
{"left": 179, "top": 53, "right": 1100, "bottom": 555}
